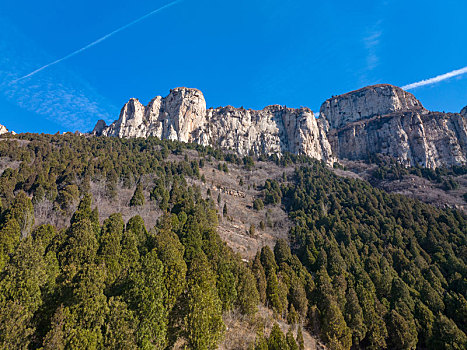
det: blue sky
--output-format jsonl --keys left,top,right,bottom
{"left": 0, "top": 0, "right": 466, "bottom": 133}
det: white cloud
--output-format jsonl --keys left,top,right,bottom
{"left": 402, "top": 66, "right": 467, "bottom": 90}
{"left": 11, "top": 0, "right": 182, "bottom": 84}
{"left": 363, "top": 28, "right": 382, "bottom": 71}
{"left": 0, "top": 18, "right": 116, "bottom": 131}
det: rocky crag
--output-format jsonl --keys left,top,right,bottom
{"left": 93, "top": 87, "right": 333, "bottom": 162}
{"left": 0, "top": 123, "right": 10, "bottom": 135}
{"left": 321, "top": 85, "right": 467, "bottom": 168}
{"left": 93, "top": 84, "right": 467, "bottom": 168}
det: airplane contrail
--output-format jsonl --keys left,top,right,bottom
{"left": 10, "top": 0, "right": 182, "bottom": 84}
{"left": 402, "top": 66, "right": 467, "bottom": 90}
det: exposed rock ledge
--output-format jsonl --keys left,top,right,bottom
{"left": 93, "top": 85, "right": 467, "bottom": 169}
{"left": 93, "top": 87, "right": 334, "bottom": 163}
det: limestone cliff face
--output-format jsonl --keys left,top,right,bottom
{"left": 95, "top": 88, "right": 206, "bottom": 142}
{"left": 321, "top": 85, "right": 467, "bottom": 168}
{"left": 93, "top": 84, "right": 466, "bottom": 168}
{"left": 94, "top": 87, "right": 333, "bottom": 162}
{"left": 320, "top": 84, "right": 425, "bottom": 129}
{"left": 194, "top": 105, "right": 333, "bottom": 161}
{"left": 0, "top": 123, "right": 11, "bottom": 135}
{"left": 461, "top": 105, "right": 467, "bottom": 117}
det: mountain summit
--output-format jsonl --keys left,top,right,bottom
{"left": 93, "top": 84, "right": 467, "bottom": 168}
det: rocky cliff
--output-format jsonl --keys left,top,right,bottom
{"left": 321, "top": 85, "right": 467, "bottom": 168}
{"left": 320, "top": 84, "right": 426, "bottom": 129}
{"left": 93, "top": 85, "right": 466, "bottom": 168}
{"left": 0, "top": 123, "right": 10, "bottom": 135}
{"left": 461, "top": 105, "right": 467, "bottom": 117}
{"left": 93, "top": 87, "right": 333, "bottom": 162}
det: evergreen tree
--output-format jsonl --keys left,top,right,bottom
{"left": 320, "top": 295, "right": 352, "bottom": 350}
{"left": 153, "top": 223, "right": 187, "bottom": 311}
{"left": 286, "top": 328, "right": 299, "bottom": 350}
{"left": 126, "top": 250, "right": 168, "bottom": 349}
{"left": 254, "top": 331, "right": 268, "bottom": 350}
{"left": 236, "top": 264, "right": 260, "bottom": 316}
{"left": 260, "top": 246, "right": 278, "bottom": 276}
{"left": 0, "top": 236, "right": 46, "bottom": 349}
{"left": 296, "top": 326, "right": 305, "bottom": 350}
{"left": 274, "top": 239, "right": 292, "bottom": 265}
{"left": 103, "top": 297, "right": 137, "bottom": 350}
{"left": 266, "top": 269, "right": 284, "bottom": 314}
{"left": 344, "top": 287, "right": 366, "bottom": 345}
{"left": 130, "top": 182, "right": 145, "bottom": 207}
{"left": 432, "top": 314, "right": 467, "bottom": 350}
{"left": 386, "top": 309, "right": 418, "bottom": 350}
{"left": 182, "top": 251, "right": 225, "bottom": 350}
{"left": 98, "top": 213, "right": 124, "bottom": 284}
{"left": 252, "top": 253, "right": 267, "bottom": 304}
{"left": 268, "top": 323, "right": 288, "bottom": 350}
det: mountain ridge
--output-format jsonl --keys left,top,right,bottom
{"left": 93, "top": 84, "right": 467, "bottom": 169}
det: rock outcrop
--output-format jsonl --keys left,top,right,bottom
{"left": 94, "top": 87, "right": 333, "bottom": 162}
{"left": 93, "top": 84, "right": 466, "bottom": 168}
{"left": 320, "top": 84, "right": 426, "bottom": 129}
{"left": 321, "top": 85, "right": 467, "bottom": 168}
{"left": 461, "top": 105, "right": 467, "bottom": 117}
{"left": 0, "top": 123, "right": 10, "bottom": 135}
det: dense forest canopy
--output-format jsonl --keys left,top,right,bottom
{"left": 0, "top": 133, "right": 465, "bottom": 349}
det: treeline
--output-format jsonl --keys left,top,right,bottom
{"left": 0, "top": 134, "right": 254, "bottom": 214}
{"left": 254, "top": 162, "right": 466, "bottom": 349}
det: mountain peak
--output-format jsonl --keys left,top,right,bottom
{"left": 320, "top": 84, "right": 425, "bottom": 129}
{"left": 92, "top": 85, "right": 466, "bottom": 168}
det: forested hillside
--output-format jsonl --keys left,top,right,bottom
{"left": 0, "top": 133, "right": 465, "bottom": 349}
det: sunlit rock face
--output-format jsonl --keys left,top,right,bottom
{"left": 93, "top": 87, "right": 334, "bottom": 163}
{"left": 93, "top": 85, "right": 466, "bottom": 168}
{"left": 320, "top": 84, "right": 426, "bottom": 129}
{"left": 0, "top": 124, "right": 8, "bottom": 135}
{"left": 321, "top": 84, "right": 467, "bottom": 168}
{"left": 461, "top": 105, "right": 467, "bottom": 118}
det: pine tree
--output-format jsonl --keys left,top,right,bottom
{"left": 103, "top": 297, "right": 137, "bottom": 350}
{"left": 236, "top": 264, "right": 260, "bottom": 316}
{"left": 286, "top": 328, "right": 299, "bottom": 350}
{"left": 268, "top": 323, "right": 288, "bottom": 350}
{"left": 254, "top": 331, "right": 268, "bottom": 350}
{"left": 252, "top": 253, "right": 267, "bottom": 304}
{"left": 386, "top": 309, "right": 418, "bottom": 350}
{"left": 126, "top": 250, "right": 168, "bottom": 349}
{"left": 296, "top": 326, "right": 305, "bottom": 350}
{"left": 130, "top": 182, "right": 145, "bottom": 207}
{"left": 98, "top": 213, "right": 124, "bottom": 284}
{"left": 266, "top": 269, "right": 285, "bottom": 315}
{"left": 320, "top": 295, "right": 352, "bottom": 350}
{"left": 182, "top": 251, "right": 225, "bottom": 350}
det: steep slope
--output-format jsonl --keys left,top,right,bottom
{"left": 321, "top": 85, "right": 467, "bottom": 168}
{"left": 320, "top": 84, "right": 426, "bottom": 129}
{"left": 93, "top": 84, "right": 466, "bottom": 169}
{"left": 0, "top": 133, "right": 466, "bottom": 350}
{"left": 93, "top": 87, "right": 333, "bottom": 162}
